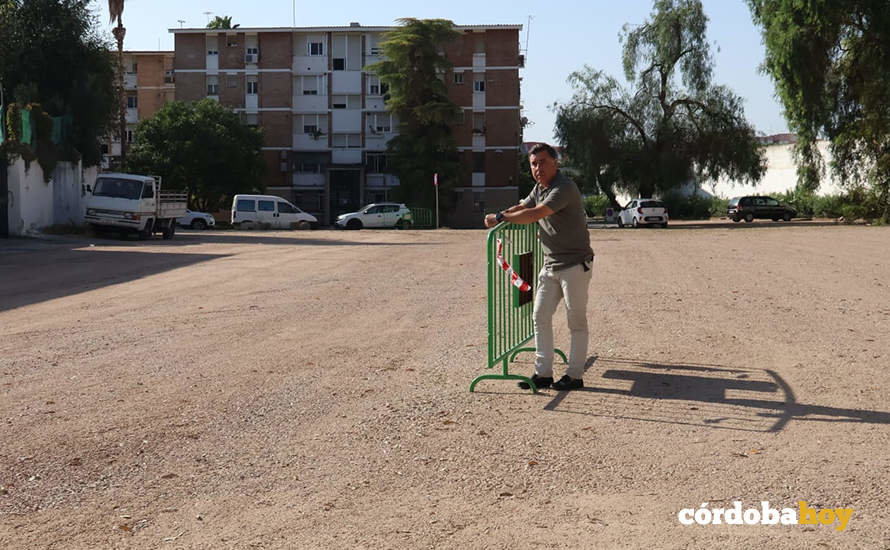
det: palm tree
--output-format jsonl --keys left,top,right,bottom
{"left": 109, "top": 0, "right": 127, "bottom": 166}
{"left": 207, "top": 15, "right": 239, "bottom": 29}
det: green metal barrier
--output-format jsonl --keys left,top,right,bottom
{"left": 470, "top": 222, "right": 566, "bottom": 393}
{"left": 408, "top": 207, "right": 434, "bottom": 229}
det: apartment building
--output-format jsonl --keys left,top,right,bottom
{"left": 170, "top": 23, "right": 523, "bottom": 227}
{"left": 104, "top": 51, "right": 176, "bottom": 167}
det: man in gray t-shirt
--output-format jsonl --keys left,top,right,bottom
{"left": 484, "top": 143, "right": 594, "bottom": 391}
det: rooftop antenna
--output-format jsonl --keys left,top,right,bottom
{"left": 292, "top": 0, "right": 296, "bottom": 27}
{"left": 203, "top": 11, "right": 213, "bottom": 24}
{"left": 177, "top": 19, "right": 185, "bottom": 28}
{"left": 524, "top": 15, "right": 532, "bottom": 56}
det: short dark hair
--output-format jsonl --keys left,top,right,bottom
{"left": 528, "top": 142, "right": 557, "bottom": 159}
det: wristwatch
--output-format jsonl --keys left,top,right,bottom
{"left": 495, "top": 211, "right": 505, "bottom": 222}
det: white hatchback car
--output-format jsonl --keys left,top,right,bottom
{"left": 177, "top": 209, "right": 216, "bottom": 229}
{"left": 618, "top": 199, "right": 669, "bottom": 228}
{"left": 335, "top": 203, "right": 414, "bottom": 229}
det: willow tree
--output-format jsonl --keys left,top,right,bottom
{"left": 555, "top": 0, "right": 765, "bottom": 202}
{"left": 366, "top": 18, "right": 461, "bottom": 210}
{"left": 748, "top": 0, "right": 890, "bottom": 219}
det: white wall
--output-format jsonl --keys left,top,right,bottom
{"left": 5, "top": 158, "right": 97, "bottom": 236}
{"left": 704, "top": 141, "right": 844, "bottom": 198}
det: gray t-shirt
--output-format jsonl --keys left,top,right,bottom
{"left": 522, "top": 171, "right": 594, "bottom": 270}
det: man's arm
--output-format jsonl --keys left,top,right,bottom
{"left": 484, "top": 203, "right": 554, "bottom": 228}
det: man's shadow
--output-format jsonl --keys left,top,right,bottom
{"left": 541, "top": 356, "right": 890, "bottom": 433}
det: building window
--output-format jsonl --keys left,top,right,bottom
{"left": 309, "top": 41, "right": 324, "bottom": 56}
{"left": 207, "top": 83, "right": 218, "bottom": 95}
{"left": 247, "top": 80, "right": 258, "bottom": 95}
{"left": 473, "top": 152, "right": 486, "bottom": 173}
{"left": 126, "top": 96, "right": 138, "bottom": 109}
{"left": 474, "top": 79, "right": 485, "bottom": 92}
{"left": 454, "top": 72, "right": 463, "bottom": 84}
{"left": 333, "top": 58, "right": 345, "bottom": 71}
{"left": 126, "top": 130, "right": 134, "bottom": 143}
{"left": 332, "top": 134, "right": 361, "bottom": 148}
{"left": 473, "top": 112, "right": 485, "bottom": 133}
{"left": 368, "top": 75, "right": 381, "bottom": 96}
{"left": 227, "top": 75, "right": 238, "bottom": 88}
{"left": 332, "top": 95, "right": 360, "bottom": 109}
{"left": 299, "top": 114, "right": 328, "bottom": 136}
{"left": 246, "top": 47, "right": 258, "bottom": 56}
{"left": 207, "top": 49, "right": 219, "bottom": 56}
{"left": 367, "top": 113, "right": 391, "bottom": 134}
{"left": 366, "top": 153, "right": 389, "bottom": 173}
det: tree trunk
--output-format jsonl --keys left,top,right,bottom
{"left": 114, "top": 23, "right": 127, "bottom": 168}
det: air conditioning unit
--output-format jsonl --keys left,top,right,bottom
{"left": 245, "top": 53, "right": 257, "bottom": 63}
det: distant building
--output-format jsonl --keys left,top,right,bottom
{"left": 170, "top": 23, "right": 523, "bottom": 227}
{"left": 103, "top": 51, "right": 176, "bottom": 168}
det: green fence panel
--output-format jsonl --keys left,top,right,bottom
{"left": 408, "top": 207, "right": 434, "bottom": 229}
{"left": 21, "top": 109, "right": 32, "bottom": 145}
{"left": 469, "top": 222, "right": 566, "bottom": 393}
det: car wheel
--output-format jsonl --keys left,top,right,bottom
{"left": 617, "top": 218, "right": 624, "bottom": 228}
{"left": 396, "top": 219, "right": 413, "bottom": 230}
{"left": 296, "top": 220, "right": 311, "bottom": 230}
{"left": 347, "top": 218, "right": 362, "bottom": 230}
{"left": 783, "top": 212, "right": 792, "bottom": 222}
{"left": 191, "top": 219, "right": 207, "bottom": 230}
{"left": 162, "top": 219, "right": 176, "bottom": 240}
{"left": 732, "top": 216, "right": 741, "bottom": 223}
{"left": 661, "top": 222, "right": 668, "bottom": 228}
{"left": 632, "top": 217, "right": 639, "bottom": 228}
{"left": 744, "top": 213, "right": 754, "bottom": 223}
{"left": 771, "top": 217, "right": 780, "bottom": 222}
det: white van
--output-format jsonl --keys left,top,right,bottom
{"left": 231, "top": 194, "right": 318, "bottom": 229}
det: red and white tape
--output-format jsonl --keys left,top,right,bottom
{"left": 496, "top": 239, "right": 531, "bottom": 292}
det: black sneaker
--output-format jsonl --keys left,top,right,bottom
{"left": 518, "top": 374, "right": 553, "bottom": 390}
{"left": 552, "top": 375, "right": 583, "bottom": 391}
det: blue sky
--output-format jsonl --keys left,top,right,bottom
{"left": 93, "top": 0, "right": 789, "bottom": 142}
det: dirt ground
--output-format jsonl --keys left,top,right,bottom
{"left": 1, "top": 221, "right": 889, "bottom": 549}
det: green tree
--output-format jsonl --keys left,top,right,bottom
{"left": 555, "top": 0, "right": 766, "bottom": 203}
{"left": 0, "top": 0, "right": 117, "bottom": 166}
{"left": 366, "top": 18, "right": 461, "bottom": 210}
{"left": 748, "top": 0, "right": 890, "bottom": 219}
{"left": 206, "top": 15, "right": 238, "bottom": 29}
{"left": 127, "top": 99, "right": 265, "bottom": 212}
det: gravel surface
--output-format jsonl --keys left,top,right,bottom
{"left": 1, "top": 223, "right": 889, "bottom": 549}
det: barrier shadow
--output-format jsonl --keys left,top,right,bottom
{"left": 0, "top": 246, "right": 229, "bottom": 313}
{"left": 543, "top": 356, "right": 890, "bottom": 433}
{"left": 90, "top": 231, "right": 445, "bottom": 247}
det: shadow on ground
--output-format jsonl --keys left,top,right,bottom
{"left": 0, "top": 246, "right": 228, "bottom": 312}
{"left": 539, "top": 356, "right": 890, "bottom": 433}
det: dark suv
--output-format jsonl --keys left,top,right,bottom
{"left": 728, "top": 196, "right": 796, "bottom": 222}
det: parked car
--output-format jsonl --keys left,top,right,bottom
{"left": 334, "top": 203, "right": 414, "bottom": 230}
{"left": 231, "top": 194, "right": 318, "bottom": 229}
{"left": 618, "top": 199, "right": 669, "bottom": 228}
{"left": 728, "top": 196, "right": 796, "bottom": 222}
{"left": 177, "top": 209, "right": 216, "bottom": 229}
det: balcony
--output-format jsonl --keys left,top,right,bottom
{"left": 473, "top": 91, "right": 486, "bottom": 109}
{"left": 332, "top": 149, "right": 362, "bottom": 164}
{"left": 293, "top": 94, "right": 328, "bottom": 112}
{"left": 473, "top": 53, "right": 486, "bottom": 69}
{"left": 472, "top": 172, "right": 486, "bottom": 187}
{"left": 293, "top": 133, "right": 328, "bottom": 150}
{"left": 365, "top": 96, "right": 386, "bottom": 111}
{"left": 126, "top": 108, "right": 138, "bottom": 124}
{"left": 332, "top": 110, "right": 362, "bottom": 133}
{"left": 472, "top": 134, "right": 485, "bottom": 148}
{"left": 124, "top": 73, "right": 138, "bottom": 90}
{"left": 293, "top": 56, "right": 327, "bottom": 74}
{"left": 331, "top": 71, "right": 362, "bottom": 94}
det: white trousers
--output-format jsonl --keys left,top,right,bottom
{"left": 533, "top": 262, "right": 592, "bottom": 379}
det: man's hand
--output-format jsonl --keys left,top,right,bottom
{"left": 483, "top": 213, "right": 499, "bottom": 228}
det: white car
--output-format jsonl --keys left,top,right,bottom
{"left": 231, "top": 194, "right": 318, "bottom": 230}
{"left": 618, "top": 199, "right": 669, "bottom": 228}
{"left": 335, "top": 203, "right": 414, "bottom": 229}
{"left": 177, "top": 209, "right": 216, "bottom": 230}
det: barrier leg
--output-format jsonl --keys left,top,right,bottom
{"left": 469, "top": 358, "right": 537, "bottom": 393}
